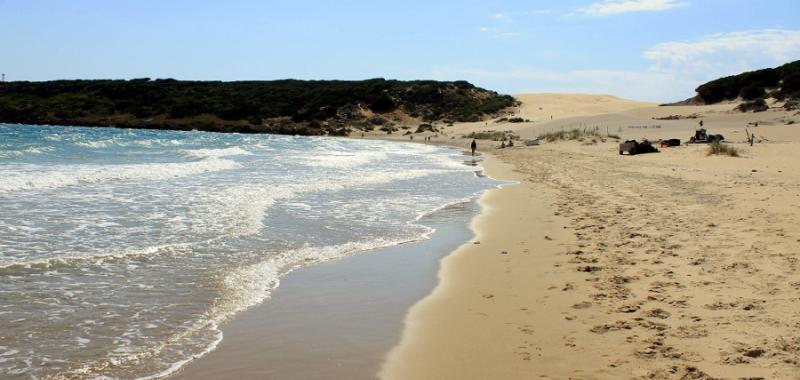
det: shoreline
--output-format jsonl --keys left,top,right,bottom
{"left": 379, "top": 153, "right": 600, "bottom": 379}
{"left": 167, "top": 96, "right": 799, "bottom": 379}
{"left": 168, "top": 158, "right": 496, "bottom": 379}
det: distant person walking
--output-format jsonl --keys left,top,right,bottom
{"left": 471, "top": 139, "right": 477, "bottom": 156}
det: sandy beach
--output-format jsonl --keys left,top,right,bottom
{"left": 6, "top": 3, "right": 800, "bottom": 379}
{"left": 380, "top": 94, "right": 800, "bottom": 379}
{"left": 161, "top": 94, "right": 800, "bottom": 379}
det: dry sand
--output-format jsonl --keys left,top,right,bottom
{"left": 380, "top": 94, "right": 800, "bottom": 379}
{"left": 512, "top": 93, "right": 658, "bottom": 121}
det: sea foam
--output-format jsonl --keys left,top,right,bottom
{"left": 0, "top": 125, "right": 498, "bottom": 380}
{"left": 0, "top": 158, "right": 242, "bottom": 193}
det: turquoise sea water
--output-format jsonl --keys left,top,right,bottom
{"left": 0, "top": 124, "right": 498, "bottom": 379}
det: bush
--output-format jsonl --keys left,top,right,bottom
{"left": 380, "top": 125, "right": 398, "bottom": 134}
{"left": 707, "top": 141, "right": 741, "bottom": 157}
{"left": 736, "top": 99, "right": 768, "bottom": 112}
{"left": 415, "top": 123, "right": 438, "bottom": 133}
{"left": 694, "top": 60, "right": 799, "bottom": 103}
{"left": 466, "top": 130, "right": 519, "bottom": 141}
{"left": 369, "top": 95, "right": 397, "bottom": 113}
{"left": 781, "top": 73, "right": 800, "bottom": 95}
{"left": 740, "top": 85, "right": 766, "bottom": 100}
{"left": 368, "top": 116, "right": 386, "bottom": 125}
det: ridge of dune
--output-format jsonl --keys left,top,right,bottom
{"left": 511, "top": 93, "right": 657, "bottom": 121}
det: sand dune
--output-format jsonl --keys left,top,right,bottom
{"left": 512, "top": 93, "right": 657, "bottom": 121}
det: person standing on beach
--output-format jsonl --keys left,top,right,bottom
{"left": 471, "top": 139, "right": 477, "bottom": 156}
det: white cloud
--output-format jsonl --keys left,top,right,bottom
{"left": 432, "top": 28, "right": 800, "bottom": 102}
{"left": 644, "top": 29, "right": 800, "bottom": 66}
{"left": 640, "top": 29, "right": 800, "bottom": 99}
{"left": 578, "top": 0, "right": 687, "bottom": 16}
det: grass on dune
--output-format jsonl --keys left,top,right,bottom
{"left": 707, "top": 141, "right": 741, "bottom": 157}
{"left": 538, "top": 128, "right": 603, "bottom": 142}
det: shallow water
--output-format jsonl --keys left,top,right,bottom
{"left": 0, "top": 124, "right": 498, "bottom": 379}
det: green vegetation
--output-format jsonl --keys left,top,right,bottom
{"left": 0, "top": 78, "right": 516, "bottom": 135}
{"left": 707, "top": 141, "right": 741, "bottom": 157}
{"left": 736, "top": 98, "right": 769, "bottom": 112}
{"left": 465, "top": 130, "right": 519, "bottom": 141}
{"left": 693, "top": 60, "right": 800, "bottom": 104}
{"left": 379, "top": 125, "right": 398, "bottom": 134}
{"left": 415, "top": 123, "right": 439, "bottom": 133}
{"left": 538, "top": 128, "right": 602, "bottom": 142}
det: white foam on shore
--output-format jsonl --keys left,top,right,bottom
{"left": 214, "top": 238, "right": 427, "bottom": 320}
{"left": 196, "top": 168, "right": 445, "bottom": 237}
{"left": 0, "top": 128, "right": 501, "bottom": 380}
{"left": 297, "top": 150, "right": 388, "bottom": 169}
{"left": 0, "top": 158, "right": 242, "bottom": 193}
{"left": 145, "top": 196, "right": 489, "bottom": 379}
{"left": 0, "top": 242, "right": 194, "bottom": 271}
{"left": 133, "top": 325, "right": 224, "bottom": 380}
{"left": 0, "top": 150, "right": 24, "bottom": 158}
{"left": 56, "top": 238, "right": 431, "bottom": 380}
{"left": 74, "top": 140, "right": 115, "bottom": 149}
{"left": 182, "top": 146, "right": 252, "bottom": 159}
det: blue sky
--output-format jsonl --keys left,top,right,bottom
{"left": 1, "top": 0, "right": 798, "bottom": 102}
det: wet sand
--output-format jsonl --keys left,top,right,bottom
{"left": 171, "top": 200, "right": 483, "bottom": 379}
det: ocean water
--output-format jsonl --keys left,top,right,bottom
{"left": 0, "top": 124, "right": 499, "bottom": 379}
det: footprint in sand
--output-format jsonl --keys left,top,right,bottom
{"left": 590, "top": 320, "right": 633, "bottom": 334}
{"left": 644, "top": 308, "right": 672, "bottom": 319}
{"left": 572, "top": 301, "right": 593, "bottom": 309}
{"left": 670, "top": 325, "right": 708, "bottom": 339}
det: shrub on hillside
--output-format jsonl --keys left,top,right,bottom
{"left": 415, "top": 123, "right": 438, "bottom": 133}
{"left": 380, "top": 125, "right": 398, "bottom": 134}
{"left": 736, "top": 99, "right": 768, "bottom": 112}
{"left": 466, "top": 130, "right": 518, "bottom": 141}
{"left": 694, "top": 61, "right": 798, "bottom": 103}
{"left": 784, "top": 100, "right": 799, "bottom": 111}
{"left": 740, "top": 85, "right": 766, "bottom": 100}
{"left": 0, "top": 78, "right": 518, "bottom": 134}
